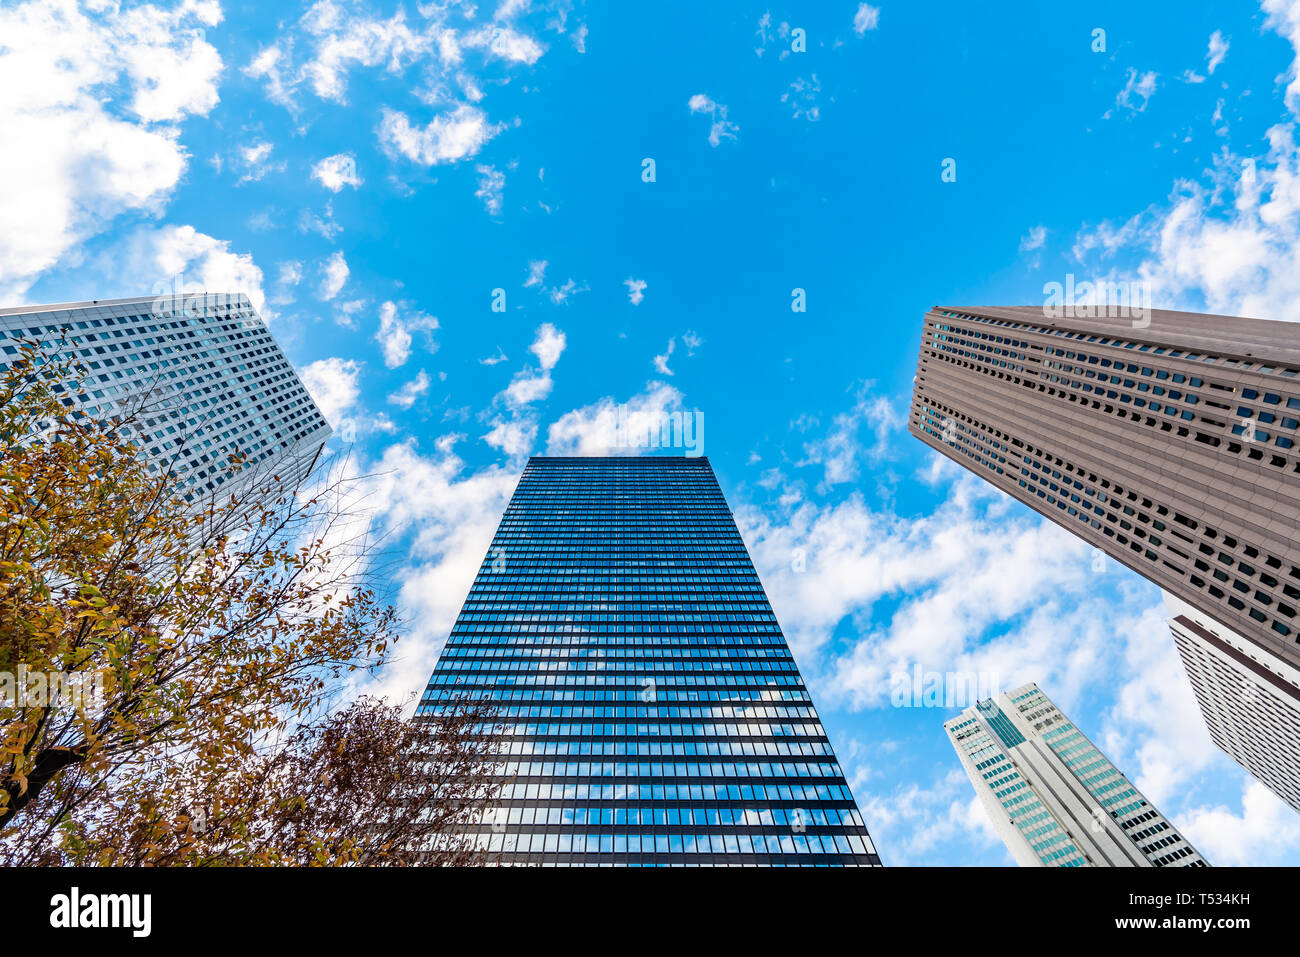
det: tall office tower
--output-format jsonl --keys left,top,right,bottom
{"left": 0, "top": 293, "right": 331, "bottom": 511}
{"left": 946, "top": 682, "right": 1207, "bottom": 867}
{"left": 1167, "top": 592, "right": 1300, "bottom": 813}
{"left": 910, "top": 305, "right": 1300, "bottom": 810}
{"left": 419, "top": 456, "right": 881, "bottom": 866}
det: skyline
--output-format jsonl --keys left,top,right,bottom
{"left": 908, "top": 301, "right": 1300, "bottom": 823}
{"left": 6, "top": 0, "right": 1300, "bottom": 866}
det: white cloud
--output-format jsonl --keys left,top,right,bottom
{"left": 482, "top": 416, "right": 538, "bottom": 457}
{"left": 1110, "top": 68, "right": 1159, "bottom": 116}
{"left": 0, "top": 0, "right": 223, "bottom": 302}
{"left": 272, "top": 260, "right": 304, "bottom": 305}
{"left": 239, "top": 0, "right": 545, "bottom": 222}
{"left": 378, "top": 103, "right": 502, "bottom": 166}
{"left": 855, "top": 769, "right": 1005, "bottom": 866}
{"left": 853, "top": 3, "right": 881, "bottom": 36}
{"left": 478, "top": 323, "right": 567, "bottom": 458}
{"left": 317, "top": 249, "right": 350, "bottom": 301}
{"left": 1181, "top": 781, "right": 1300, "bottom": 865}
{"left": 312, "top": 152, "right": 363, "bottom": 191}
{"left": 114, "top": 224, "right": 268, "bottom": 317}
{"left": 465, "top": 23, "right": 545, "bottom": 64}
{"left": 375, "top": 300, "right": 439, "bottom": 368}
{"left": 299, "top": 201, "right": 343, "bottom": 240}
{"left": 504, "top": 370, "right": 554, "bottom": 407}
{"left": 300, "top": 357, "right": 362, "bottom": 425}
{"left": 758, "top": 500, "right": 1104, "bottom": 715}
{"left": 688, "top": 93, "right": 739, "bottom": 147}
{"left": 546, "top": 381, "right": 684, "bottom": 456}
{"left": 1090, "top": 602, "right": 1224, "bottom": 808}
{"left": 528, "top": 322, "right": 567, "bottom": 370}
{"left": 237, "top": 140, "right": 283, "bottom": 184}
{"left": 475, "top": 164, "right": 506, "bottom": 214}
{"left": 333, "top": 296, "right": 367, "bottom": 328}
{"left": 625, "top": 278, "right": 647, "bottom": 305}
{"left": 495, "top": 0, "right": 531, "bottom": 21}
{"left": 1265, "top": 0, "right": 1300, "bottom": 113}
{"left": 1072, "top": 5, "right": 1300, "bottom": 324}
{"left": 572, "top": 23, "right": 588, "bottom": 53}
{"left": 1206, "top": 30, "right": 1230, "bottom": 75}
{"left": 247, "top": 0, "right": 435, "bottom": 108}
{"left": 522, "top": 264, "right": 589, "bottom": 305}
{"left": 1019, "top": 224, "right": 1047, "bottom": 252}
{"left": 797, "top": 385, "right": 904, "bottom": 487}
{"left": 479, "top": 323, "right": 564, "bottom": 458}
{"left": 783, "top": 75, "right": 821, "bottom": 121}
{"left": 523, "top": 259, "right": 548, "bottom": 287}
{"left": 243, "top": 44, "right": 292, "bottom": 107}
{"left": 337, "top": 439, "right": 519, "bottom": 708}
{"left": 387, "top": 368, "right": 431, "bottom": 409}
{"left": 755, "top": 12, "right": 774, "bottom": 56}
{"left": 547, "top": 277, "right": 588, "bottom": 304}
{"left": 653, "top": 338, "right": 676, "bottom": 376}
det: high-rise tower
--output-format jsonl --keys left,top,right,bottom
{"left": 911, "top": 305, "right": 1300, "bottom": 812}
{"left": 419, "top": 456, "right": 881, "bottom": 866}
{"left": 1167, "top": 592, "right": 1300, "bottom": 813}
{"left": 946, "top": 682, "right": 1207, "bottom": 867}
{"left": 0, "top": 293, "right": 332, "bottom": 510}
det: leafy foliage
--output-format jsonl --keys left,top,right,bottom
{"left": 0, "top": 338, "right": 498, "bottom": 865}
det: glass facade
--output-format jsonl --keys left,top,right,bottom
{"left": 419, "top": 455, "right": 881, "bottom": 866}
{"left": 947, "top": 683, "right": 1207, "bottom": 867}
{"left": 947, "top": 709, "right": 1088, "bottom": 867}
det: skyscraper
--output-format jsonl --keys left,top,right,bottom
{"left": 0, "top": 293, "right": 331, "bottom": 511}
{"left": 418, "top": 456, "right": 881, "bottom": 866}
{"left": 1167, "top": 592, "right": 1300, "bottom": 813}
{"left": 946, "top": 682, "right": 1207, "bottom": 867}
{"left": 910, "top": 304, "right": 1300, "bottom": 810}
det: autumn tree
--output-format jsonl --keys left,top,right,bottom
{"left": 0, "top": 336, "right": 500, "bottom": 865}
{"left": 29, "top": 695, "right": 501, "bottom": 866}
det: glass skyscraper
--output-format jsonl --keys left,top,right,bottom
{"left": 419, "top": 455, "right": 881, "bottom": 866}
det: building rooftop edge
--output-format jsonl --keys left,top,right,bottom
{"left": 0, "top": 293, "right": 253, "bottom": 318}
{"left": 526, "top": 455, "right": 711, "bottom": 463}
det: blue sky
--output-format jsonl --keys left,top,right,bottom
{"left": 6, "top": 0, "right": 1300, "bottom": 865}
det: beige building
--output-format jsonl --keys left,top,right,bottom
{"left": 912, "top": 304, "right": 1300, "bottom": 814}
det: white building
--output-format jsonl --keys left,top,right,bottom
{"left": 945, "top": 682, "right": 1206, "bottom": 867}
{"left": 0, "top": 293, "right": 331, "bottom": 515}
{"left": 1167, "top": 592, "right": 1300, "bottom": 814}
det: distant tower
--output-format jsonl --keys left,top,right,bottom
{"left": 946, "top": 682, "right": 1207, "bottom": 867}
{"left": 1167, "top": 592, "right": 1300, "bottom": 813}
